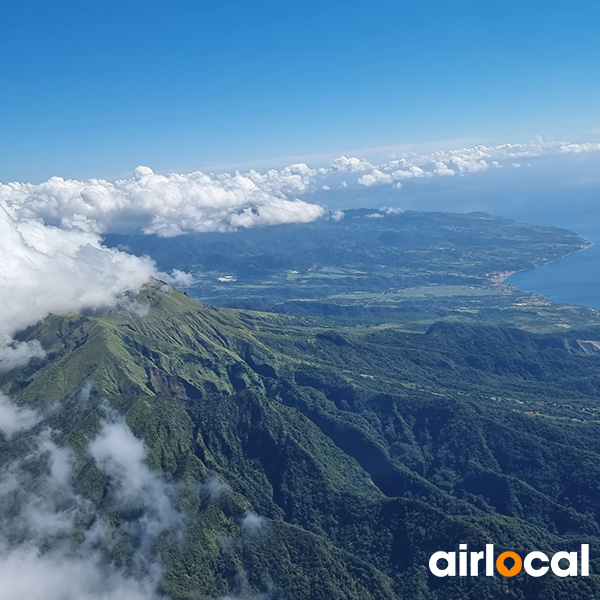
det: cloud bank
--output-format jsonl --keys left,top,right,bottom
{"left": 1, "top": 164, "right": 325, "bottom": 238}
{"left": 2, "top": 138, "right": 599, "bottom": 242}
{"left": 348, "top": 138, "right": 600, "bottom": 188}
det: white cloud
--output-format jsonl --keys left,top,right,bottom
{"left": 0, "top": 405, "right": 169, "bottom": 600}
{"left": 433, "top": 161, "right": 455, "bottom": 176}
{"left": 0, "top": 392, "right": 39, "bottom": 439}
{"left": 89, "top": 417, "right": 182, "bottom": 535}
{"left": 0, "top": 339, "right": 45, "bottom": 373}
{"left": 340, "top": 139, "right": 600, "bottom": 189}
{"left": 330, "top": 156, "right": 373, "bottom": 172}
{"left": 0, "top": 205, "right": 156, "bottom": 338}
{"left": 160, "top": 268, "right": 194, "bottom": 287}
{"left": 381, "top": 206, "right": 403, "bottom": 215}
{"left": 559, "top": 142, "right": 600, "bottom": 154}
{"left": 358, "top": 169, "right": 394, "bottom": 187}
{"left": 241, "top": 511, "right": 267, "bottom": 536}
{"left": 200, "top": 476, "right": 230, "bottom": 500}
{"left": 3, "top": 138, "right": 600, "bottom": 246}
{"left": 0, "top": 547, "right": 160, "bottom": 600}
{"left": 1, "top": 165, "right": 325, "bottom": 238}
{"left": 0, "top": 204, "right": 159, "bottom": 370}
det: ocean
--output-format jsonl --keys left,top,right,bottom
{"left": 313, "top": 154, "right": 600, "bottom": 310}
{"left": 506, "top": 236, "right": 600, "bottom": 310}
{"left": 502, "top": 192, "right": 600, "bottom": 310}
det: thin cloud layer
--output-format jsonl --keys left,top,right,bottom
{"left": 89, "top": 417, "right": 183, "bottom": 538}
{"left": 0, "top": 392, "right": 39, "bottom": 438}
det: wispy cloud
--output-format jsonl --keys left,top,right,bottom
{"left": 0, "top": 401, "right": 174, "bottom": 600}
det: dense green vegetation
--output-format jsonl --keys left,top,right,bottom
{"left": 4, "top": 280, "right": 600, "bottom": 599}
{"left": 105, "top": 210, "right": 592, "bottom": 322}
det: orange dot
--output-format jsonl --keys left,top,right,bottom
{"left": 496, "top": 551, "right": 522, "bottom": 577}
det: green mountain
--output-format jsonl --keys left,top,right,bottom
{"left": 4, "top": 281, "right": 600, "bottom": 599}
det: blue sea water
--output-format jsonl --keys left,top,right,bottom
{"left": 507, "top": 238, "right": 600, "bottom": 309}
{"left": 313, "top": 155, "right": 600, "bottom": 309}
{"left": 503, "top": 197, "right": 600, "bottom": 310}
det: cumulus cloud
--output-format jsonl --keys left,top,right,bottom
{"left": 7, "top": 139, "right": 600, "bottom": 217}
{"left": 433, "top": 161, "right": 455, "bottom": 176}
{"left": 0, "top": 203, "right": 162, "bottom": 371}
{"left": 0, "top": 339, "right": 46, "bottom": 373}
{"left": 2, "top": 137, "right": 599, "bottom": 248}
{"left": 0, "top": 206, "right": 156, "bottom": 334}
{"left": 1, "top": 165, "right": 325, "bottom": 238}
{"left": 358, "top": 169, "right": 394, "bottom": 187}
{"left": 333, "top": 139, "right": 600, "bottom": 190}
{"left": 330, "top": 156, "right": 374, "bottom": 172}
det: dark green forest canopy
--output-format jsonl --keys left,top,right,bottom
{"left": 3, "top": 280, "right": 600, "bottom": 599}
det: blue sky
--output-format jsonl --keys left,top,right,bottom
{"left": 1, "top": 0, "right": 600, "bottom": 182}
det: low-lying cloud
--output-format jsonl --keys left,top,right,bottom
{"left": 0, "top": 392, "right": 39, "bottom": 439}
{"left": 0, "top": 203, "right": 189, "bottom": 372}
{"left": 90, "top": 416, "right": 183, "bottom": 541}
{"left": 0, "top": 397, "right": 177, "bottom": 599}
{"left": 0, "top": 206, "right": 156, "bottom": 338}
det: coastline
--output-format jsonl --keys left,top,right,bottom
{"left": 504, "top": 236, "right": 599, "bottom": 310}
{"left": 490, "top": 237, "right": 593, "bottom": 287}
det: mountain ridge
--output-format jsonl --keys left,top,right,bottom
{"left": 3, "top": 282, "right": 600, "bottom": 597}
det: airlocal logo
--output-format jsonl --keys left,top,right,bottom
{"left": 429, "top": 544, "right": 589, "bottom": 578}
